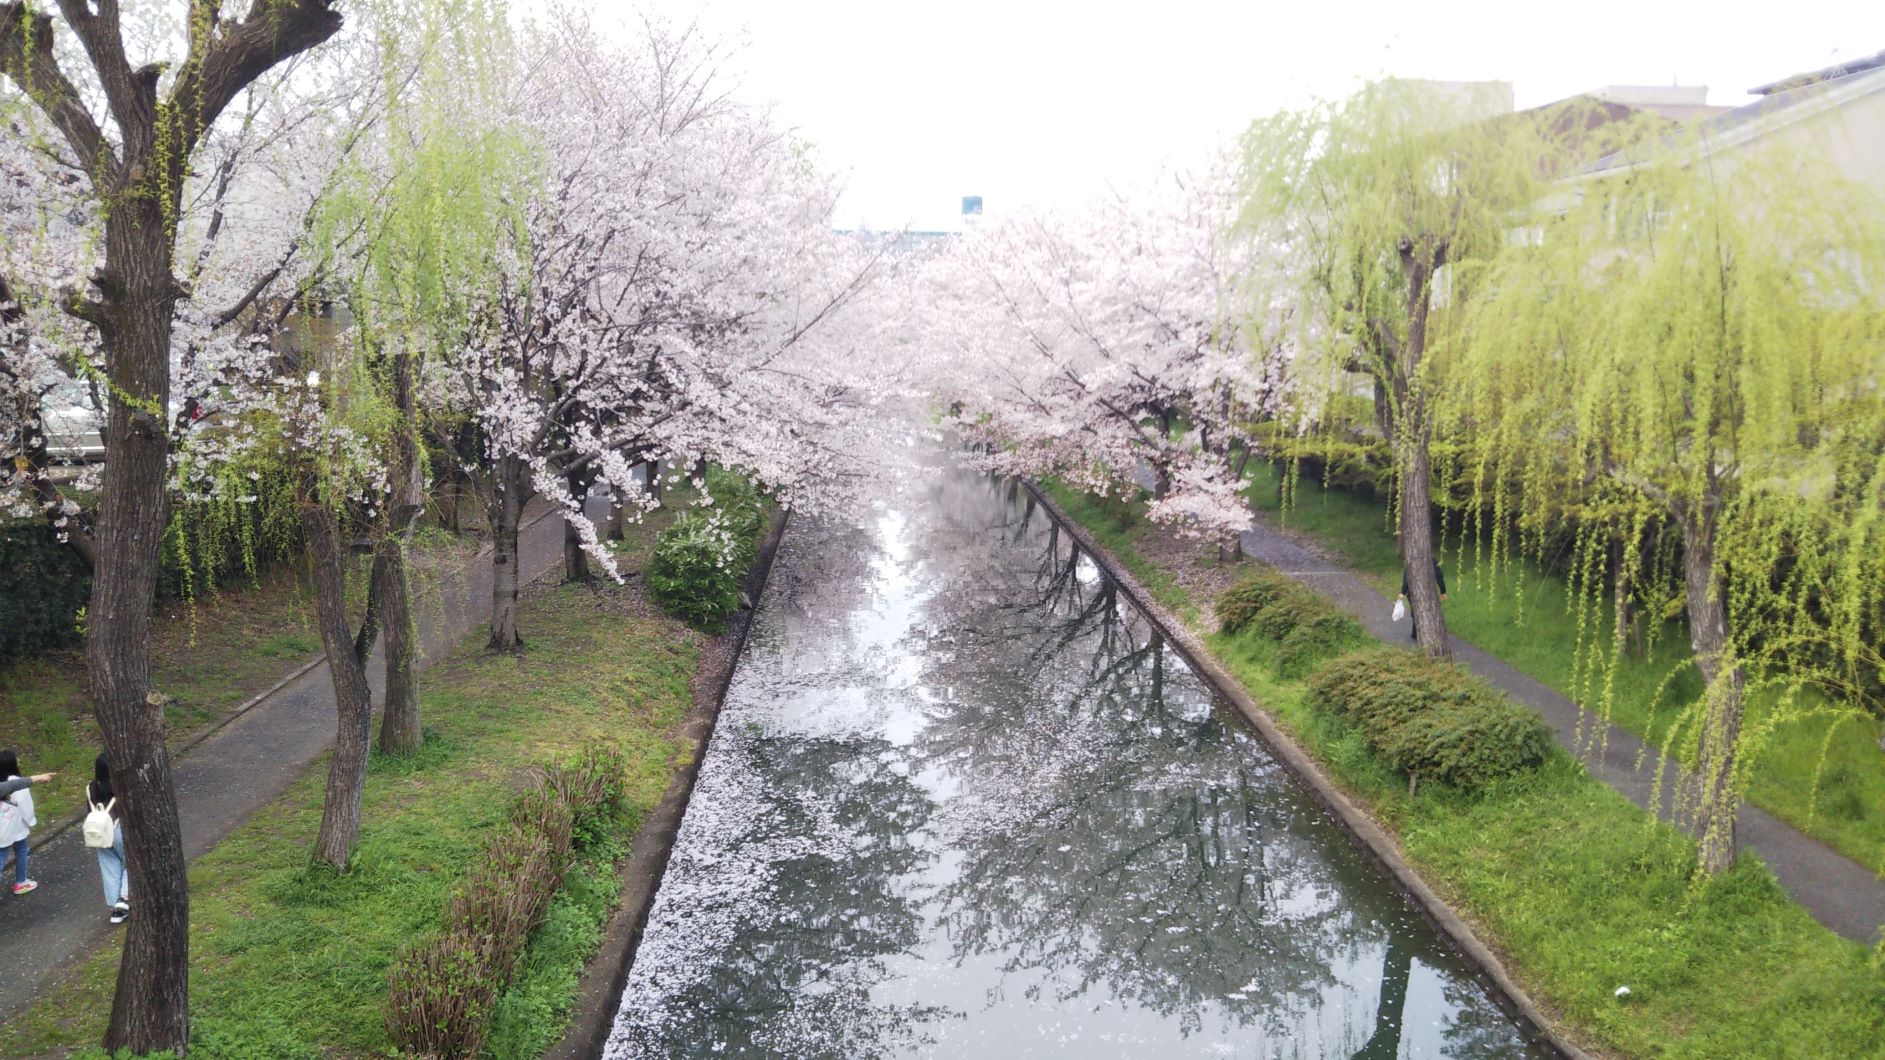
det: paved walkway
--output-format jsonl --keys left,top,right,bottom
{"left": 0, "top": 497, "right": 599, "bottom": 1014}
{"left": 1237, "top": 512, "right": 1885, "bottom": 944}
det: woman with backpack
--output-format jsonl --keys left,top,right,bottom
{"left": 0, "top": 749, "right": 56, "bottom": 896}
{"left": 87, "top": 755, "right": 130, "bottom": 924}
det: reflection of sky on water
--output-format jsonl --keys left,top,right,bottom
{"left": 605, "top": 460, "right": 1552, "bottom": 1059}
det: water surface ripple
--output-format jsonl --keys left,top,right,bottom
{"left": 606, "top": 466, "right": 1553, "bottom": 1058}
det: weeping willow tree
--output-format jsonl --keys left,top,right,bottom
{"left": 315, "top": 0, "right": 531, "bottom": 750}
{"left": 1239, "top": 80, "right": 1568, "bottom": 658}
{"left": 1450, "top": 130, "right": 1885, "bottom": 876}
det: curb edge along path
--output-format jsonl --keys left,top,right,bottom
{"left": 1234, "top": 506, "right": 1885, "bottom": 946}
{"left": 1026, "top": 482, "right": 1591, "bottom": 1060}
{"left": 0, "top": 497, "right": 589, "bottom": 1016}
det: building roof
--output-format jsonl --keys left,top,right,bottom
{"left": 1748, "top": 49, "right": 1885, "bottom": 96}
{"left": 1582, "top": 59, "right": 1885, "bottom": 176}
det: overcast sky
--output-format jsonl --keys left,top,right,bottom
{"left": 589, "top": 1, "right": 1884, "bottom": 230}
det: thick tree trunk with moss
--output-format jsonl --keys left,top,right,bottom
{"left": 1, "top": 3, "right": 345, "bottom": 1050}
{"left": 301, "top": 503, "right": 375, "bottom": 870}
{"left": 1679, "top": 498, "right": 1745, "bottom": 876}
{"left": 86, "top": 202, "right": 193, "bottom": 1055}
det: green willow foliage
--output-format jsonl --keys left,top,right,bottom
{"left": 1447, "top": 126, "right": 1885, "bottom": 871}
{"left": 1237, "top": 81, "right": 1647, "bottom": 657}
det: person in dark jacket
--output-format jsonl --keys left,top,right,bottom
{"left": 88, "top": 755, "right": 130, "bottom": 924}
{"left": 1399, "top": 560, "right": 1448, "bottom": 643}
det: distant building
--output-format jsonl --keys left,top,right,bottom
{"left": 838, "top": 195, "right": 985, "bottom": 254}
{"left": 1585, "top": 84, "right": 1729, "bottom": 122}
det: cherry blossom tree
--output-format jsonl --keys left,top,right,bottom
{"left": 922, "top": 167, "right": 1281, "bottom": 551}
{"left": 441, "top": 9, "right": 900, "bottom": 649}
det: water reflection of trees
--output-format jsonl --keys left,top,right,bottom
{"left": 611, "top": 727, "right": 946, "bottom": 1058}
{"left": 913, "top": 477, "right": 1535, "bottom": 1055}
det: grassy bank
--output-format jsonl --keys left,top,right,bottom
{"left": 0, "top": 582, "right": 701, "bottom": 1059}
{"left": 1051, "top": 482, "right": 1885, "bottom": 1057}
{"left": 1244, "top": 461, "right": 1885, "bottom": 876}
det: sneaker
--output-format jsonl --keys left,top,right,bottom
{"left": 109, "top": 904, "right": 129, "bottom": 925}
{"left": 12, "top": 880, "right": 37, "bottom": 895}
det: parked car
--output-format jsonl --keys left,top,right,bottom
{"left": 38, "top": 382, "right": 104, "bottom": 464}
{"left": 38, "top": 381, "right": 212, "bottom": 464}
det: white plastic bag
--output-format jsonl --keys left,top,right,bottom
{"left": 1391, "top": 597, "right": 1407, "bottom": 622}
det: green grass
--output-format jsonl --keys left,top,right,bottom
{"left": 1211, "top": 630, "right": 1885, "bottom": 1058}
{"left": 1243, "top": 460, "right": 1885, "bottom": 876}
{"left": 0, "top": 583, "right": 701, "bottom": 1059}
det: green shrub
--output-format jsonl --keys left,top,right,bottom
{"left": 1217, "top": 569, "right": 1298, "bottom": 634}
{"left": 648, "top": 471, "right": 767, "bottom": 632}
{"left": 0, "top": 520, "right": 90, "bottom": 666}
{"left": 1251, "top": 588, "right": 1332, "bottom": 640}
{"left": 1306, "top": 647, "right": 1550, "bottom": 792}
{"left": 1276, "top": 611, "right": 1369, "bottom": 678}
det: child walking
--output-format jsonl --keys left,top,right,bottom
{"left": 0, "top": 749, "right": 56, "bottom": 895}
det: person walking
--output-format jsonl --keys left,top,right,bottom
{"left": 87, "top": 754, "right": 131, "bottom": 924}
{"left": 1398, "top": 560, "right": 1448, "bottom": 644}
{"left": 0, "top": 750, "right": 55, "bottom": 896}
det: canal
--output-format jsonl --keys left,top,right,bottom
{"left": 605, "top": 460, "right": 1554, "bottom": 1058}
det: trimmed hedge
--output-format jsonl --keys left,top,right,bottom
{"left": 1217, "top": 569, "right": 1299, "bottom": 635}
{"left": 1217, "top": 570, "right": 1548, "bottom": 793}
{"left": 1306, "top": 646, "right": 1551, "bottom": 792}
{"left": 1218, "top": 569, "right": 1367, "bottom": 677}
{"left": 647, "top": 470, "right": 766, "bottom": 633}
{"left": 1276, "top": 611, "right": 1369, "bottom": 678}
{"left": 386, "top": 746, "right": 626, "bottom": 1059}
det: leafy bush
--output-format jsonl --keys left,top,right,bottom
{"left": 1276, "top": 611, "right": 1369, "bottom": 678}
{"left": 1217, "top": 569, "right": 1298, "bottom": 634}
{"left": 1306, "top": 647, "right": 1549, "bottom": 792}
{"left": 1250, "top": 588, "right": 1333, "bottom": 640}
{"left": 386, "top": 747, "right": 626, "bottom": 1059}
{"left": 0, "top": 520, "right": 90, "bottom": 665}
{"left": 648, "top": 472, "right": 767, "bottom": 632}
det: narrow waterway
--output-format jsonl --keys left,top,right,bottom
{"left": 606, "top": 459, "right": 1555, "bottom": 1058}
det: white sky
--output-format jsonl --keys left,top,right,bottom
{"left": 582, "top": 0, "right": 1885, "bottom": 230}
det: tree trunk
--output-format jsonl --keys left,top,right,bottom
{"left": 301, "top": 503, "right": 375, "bottom": 871}
{"left": 605, "top": 488, "right": 626, "bottom": 542}
{"left": 378, "top": 344, "right": 425, "bottom": 756}
{"left": 489, "top": 455, "right": 529, "bottom": 652}
{"left": 88, "top": 205, "right": 191, "bottom": 1056}
{"left": 1680, "top": 502, "right": 1745, "bottom": 876}
{"left": 376, "top": 543, "right": 423, "bottom": 756}
{"left": 563, "top": 467, "right": 594, "bottom": 583}
{"left": 1392, "top": 237, "right": 1450, "bottom": 659}
{"left": 645, "top": 459, "right": 663, "bottom": 507}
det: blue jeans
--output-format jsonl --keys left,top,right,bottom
{"left": 1, "top": 838, "right": 26, "bottom": 885}
{"left": 96, "top": 831, "right": 129, "bottom": 906}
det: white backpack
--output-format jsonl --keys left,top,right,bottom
{"left": 83, "top": 796, "right": 117, "bottom": 849}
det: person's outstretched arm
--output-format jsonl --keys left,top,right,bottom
{"left": 0, "top": 774, "right": 55, "bottom": 799}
